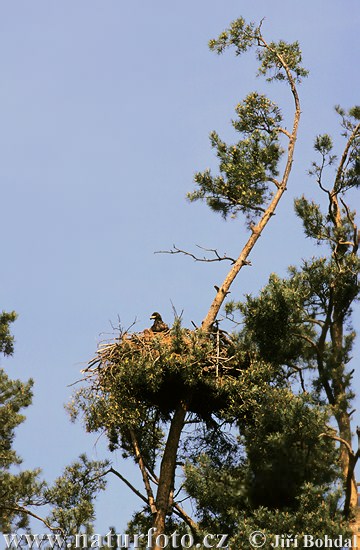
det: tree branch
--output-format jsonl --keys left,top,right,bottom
{"left": 334, "top": 122, "right": 360, "bottom": 192}
{"left": 4, "top": 506, "right": 64, "bottom": 535}
{"left": 278, "top": 127, "right": 291, "bottom": 139}
{"left": 155, "top": 244, "right": 237, "bottom": 265}
{"left": 340, "top": 196, "right": 358, "bottom": 255}
{"left": 201, "top": 33, "right": 302, "bottom": 332}
{"left": 109, "top": 467, "right": 149, "bottom": 506}
{"left": 270, "top": 178, "right": 281, "bottom": 189}
{"left": 129, "top": 429, "right": 157, "bottom": 514}
{"left": 173, "top": 502, "right": 200, "bottom": 534}
{"left": 319, "top": 432, "right": 354, "bottom": 457}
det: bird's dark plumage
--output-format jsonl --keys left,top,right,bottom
{"left": 150, "top": 312, "right": 169, "bottom": 332}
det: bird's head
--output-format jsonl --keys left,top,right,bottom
{"left": 150, "top": 312, "right": 162, "bottom": 321}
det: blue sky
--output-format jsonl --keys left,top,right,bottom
{"left": 1, "top": 0, "right": 359, "bottom": 533}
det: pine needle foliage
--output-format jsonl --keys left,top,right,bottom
{"left": 188, "top": 18, "right": 308, "bottom": 223}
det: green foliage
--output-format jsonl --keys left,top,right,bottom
{"left": 126, "top": 511, "right": 189, "bottom": 549}
{"left": 209, "top": 17, "right": 308, "bottom": 82}
{"left": 0, "top": 359, "right": 45, "bottom": 531}
{"left": 294, "top": 197, "right": 330, "bottom": 243}
{"left": 0, "top": 312, "right": 44, "bottom": 531}
{"left": 217, "top": 105, "right": 359, "bottom": 537}
{"left": 44, "top": 455, "right": 109, "bottom": 537}
{"left": 0, "top": 369, "right": 34, "bottom": 468}
{"left": 184, "top": 390, "right": 342, "bottom": 541}
{"left": 228, "top": 251, "right": 358, "bottom": 415}
{"left": 233, "top": 273, "right": 314, "bottom": 365}
{"left": 189, "top": 17, "right": 308, "bottom": 222}
{"left": 308, "top": 107, "right": 360, "bottom": 196}
{"left": 208, "top": 17, "right": 260, "bottom": 56}
{"left": 185, "top": 453, "right": 248, "bottom": 534}
{"left": 257, "top": 40, "right": 309, "bottom": 82}
{"left": 231, "top": 484, "right": 349, "bottom": 548}
{"left": 0, "top": 312, "right": 106, "bottom": 536}
{"left": 0, "top": 311, "right": 17, "bottom": 356}
{"left": 242, "top": 391, "right": 338, "bottom": 509}
{"left": 188, "top": 93, "right": 283, "bottom": 221}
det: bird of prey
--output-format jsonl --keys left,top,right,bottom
{"left": 150, "top": 312, "right": 169, "bottom": 332}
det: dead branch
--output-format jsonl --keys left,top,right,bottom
{"left": 155, "top": 244, "right": 237, "bottom": 264}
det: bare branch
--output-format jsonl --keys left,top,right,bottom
{"left": 155, "top": 244, "right": 237, "bottom": 265}
{"left": 269, "top": 178, "right": 281, "bottom": 189}
{"left": 285, "top": 364, "right": 308, "bottom": 393}
{"left": 109, "top": 467, "right": 149, "bottom": 506}
{"left": 278, "top": 127, "right": 291, "bottom": 139}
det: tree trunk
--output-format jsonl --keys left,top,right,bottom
{"left": 337, "top": 412, "right": 358, "bottom": 517}
{"left": 152, "top": 401, "right": 187, "bottom": 550}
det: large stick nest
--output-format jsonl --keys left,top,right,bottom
{"left": 83, "top": 324, "right": 245, "bottom": 418}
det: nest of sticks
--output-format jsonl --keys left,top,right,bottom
{"left": 83, "top": 325, "right": 243, "bottom": 417}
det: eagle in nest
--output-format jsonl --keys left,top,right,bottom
{"left": 150, "top": 312, "right": 169, "bottom": 332}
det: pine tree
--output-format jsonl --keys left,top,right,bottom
{"left": 1, "top": 311, "right": 109, "bottom": 541}
{"left": 226, "top": 106, "right": 360, "bottom": 536}
{"left": 68, "top": 17, "right": 338, "bottom": 550}
{"left": 0, "top": 311, "right": 45, "bottom": 531}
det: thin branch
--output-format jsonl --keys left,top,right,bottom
{"left": 334, "top": 122, "right": 360, "bottom": 191}
{"left": 129, "top": 430, "right": 157, "bottom": 514}
{"left": 76, "top": 465, "right": 150, "bottom": 507}
{"left": 285, "top": 364, "right": 307, "bottom": 393}
{"left": 340, "top": 196, "right": 359, "bottom": 255}
{"left": 269, "top": 178, "right": 281, "bottom": 189}
{"left": 109, "top": 467, "right": 149, "bottom": 506}
{"left": 304, "top": 317, "right": 325, "bottom": 328}
{"left": 278, "top": 127, "right": 291, "bottom": 139}
{"left": 320, "top": 432, "right": 354, "bottom": 457}
{"left": 4, "top": 506, "right": 63, "bottom": 535}
{"left": 155, "top": 244, "right": 237, "bottom": 265}
{"left": 292, "top": 331, "right": 318, "bottom": 351}
{"left": 173, "top": 502, "right": 199, "bottom": 534}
